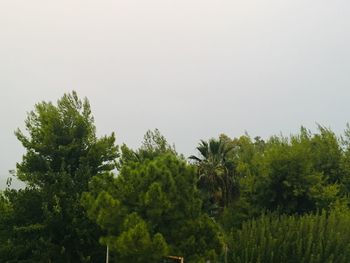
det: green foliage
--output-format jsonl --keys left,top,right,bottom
{"left": 0, "top": 188, "right": 47, "bottom": 262}
{"left": 106, "top": 213, "right": 169, "bottom": 263}
{"left": 15, "top": 91, "right": 117, "bottom": 186}
{"left": 339, "top": 123, "right": 350, "bottom": 194}
{"left": 0, "top": 192, "right": 14, "bottom": 261}
{"left": 211, "top": 127, "right": 346, "bottom": 230}
{"left": 190, "top": 137, "right": 238, "bottom": 216}
{"left": 216, "top": 134, "right": 267, "bottom": 230}
{"left": 252, "top": 127, "right": 341, "bottom": 214}
{"left": 3, "top": 91, "right": 350, "bottom": 262}
{"left": 83, "top": 132, "right": 224, "bottom": 263}
{"left": 1, "top": 91, "right": 118, "bottom": 262}
{"left": 230, "top": 207, "right": 350, "bottom": 263}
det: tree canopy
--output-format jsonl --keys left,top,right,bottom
{"left": 83, "top": 131, "right": 223, "bottom": 263}
{"left": 2, "top": 92, "right": 350, "bottom": 263}
{"left": 2, "top": 91, "right": 118, "bottom": 262}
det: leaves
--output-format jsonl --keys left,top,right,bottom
{"left": 4, "top": 91, "right": 118, "bottom": 262}
{"left": 84, "top": 133, "right": 223, "bottom": 262}
{"left": 230, "top": 208, "right": 350, "bottom": 263}
{"left": 190, "top": 137, "right": 238, "bottom": 214}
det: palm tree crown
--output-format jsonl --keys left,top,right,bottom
{"left": 189, "top": 138, "right": 238, "bottom": 214}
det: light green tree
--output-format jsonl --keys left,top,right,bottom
{"left": 83, "top": 130, "right": 224, "bottom": 263}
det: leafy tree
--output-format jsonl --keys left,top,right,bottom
{"left": 223, "top": 134, "right": 265, "bottom": 179}
{"left": 83, "top": 131, "right": 224, "bottom": 263}
{"left": 3, "top": 91, "right": 118, "bottom": 262}
{"left": 0, "top": 192, "right": 15, "bottom": 261}
{"left": 339, "top": 124, "right": 350, "bottom": 194}
{"left": 213, "top": 135, "right": 264, "bottom": 231}
{"left": 0, "top": 188, "right": 47, "bottom": 262}
{"left": 309, "top": 126, "right": 342, "bottom": 184}
{"left": 219, "top": 128, "right": 344, "bottom": 230}
{"left": 253, "top": 128, "right": 340, "bottom": 214}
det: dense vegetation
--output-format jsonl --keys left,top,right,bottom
{"left": 1, "top": 91, "right": 350, "bottom": 262}
{"left": 230, "top": 208, "right": 350, "bottom": 263}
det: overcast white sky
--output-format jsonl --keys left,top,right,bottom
{"left": 1, "top": 0, "right": 350, "bottom": 188}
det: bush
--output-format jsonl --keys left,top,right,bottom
{"left": 230, "top": 208, "right": 350, "bottom": 263}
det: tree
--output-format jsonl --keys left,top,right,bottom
{"left": 83, "top": 131, "right": 224, "bottom": 263}
{"left": 217, "top": 134, "right": 266, "bottom": 230}
{"left": 310, "top": 126, "right": 342, "bottom": 184}
{"left": 253, "top": 128, "right": 340, "bottom": 214}
{"left": 0, "top": 192, "right": 15, "bottom": 262}
{"left": 339, "top": 124, "right": 350, "bottom": 194}
{"left": 4, "top": 91, "right": 118, "bottom": 262}
{"left": 0, "top": 188, "right": 46, "bottom": 262}
{"left": 217, "top": 127, "right": 344, "bottom": 231}
{"left": 189, "top": 137, "right": 238, "bottom": 215}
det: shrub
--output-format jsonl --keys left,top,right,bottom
{"left": 230, "top": 208, "right": 350, "bottom": 263}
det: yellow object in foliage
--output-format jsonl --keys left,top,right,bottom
{"left": 164, "top": 255, "right": 184, "bottom": 263}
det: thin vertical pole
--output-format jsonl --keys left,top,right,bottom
{"left": 106, "top": 245, "right": 109, "bottom": 263}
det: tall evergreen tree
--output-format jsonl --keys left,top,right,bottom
{"left": 4, "top": 91, "right": 118, "bottom": 262}
{"left": 83, "top": 130, "right": 224, "bottom": 263}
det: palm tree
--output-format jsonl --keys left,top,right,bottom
{"left": 189, "top": 138, "right": 238, "bottom": 214}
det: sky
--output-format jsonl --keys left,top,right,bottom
{"left": 1, "top": 0, "right": 350, "bottom": 188}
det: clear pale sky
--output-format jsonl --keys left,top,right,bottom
{"left": 1, "top": 0, "right": 349, "bottom": 188}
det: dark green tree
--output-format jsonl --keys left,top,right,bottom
{"left": 4, "top": 91, "right": 118, "bottom": 262}
{"left": 0, "top": 188, "right": 47, "bottom": 262}
{"left": 0, "top": 192, "right": 15, "bottom": 261}
{"left": 189, "top": 137, "right": 238, "bottom": 215}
